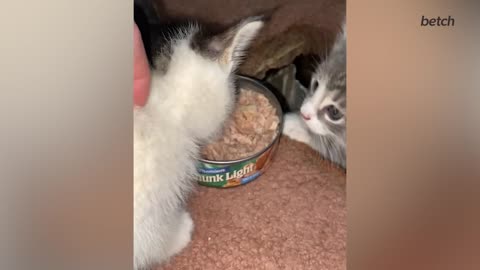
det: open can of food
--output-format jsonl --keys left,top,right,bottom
{"left": 197, "top": 75, "right": 284, "bottom": 188}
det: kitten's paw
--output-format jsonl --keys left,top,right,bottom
{"left": 282, "top": 113, "right": 311, "bottom": 144}
{"left": 168, "top": 211, "right": 194, "bottom": 257}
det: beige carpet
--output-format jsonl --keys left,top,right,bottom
{"left": 159, "top": 136, "right": 346, "bottom": 270}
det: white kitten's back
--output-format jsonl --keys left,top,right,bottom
{"left": 133, "top": 18, "right": 264, "bottom": 269}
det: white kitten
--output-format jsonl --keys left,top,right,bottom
{"left": 134, "top": 18, "right": 264, "bottom": 269}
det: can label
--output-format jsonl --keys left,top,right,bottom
{"left": 197, "top": 139, "right": 279, "bottom": 188}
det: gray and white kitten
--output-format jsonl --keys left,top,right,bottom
{"left": 283, "top": 23, "right": 346, "bottom": 169}
{"left": 134, "top": 18, "right": 264, "bottom": 270}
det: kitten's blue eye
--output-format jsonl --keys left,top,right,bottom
{"left": 325, "top": 105, "right": 343, "bottom": 121}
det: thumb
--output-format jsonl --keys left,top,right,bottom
{"left": 134, "top": 23, "right": 151, "bottom": 107}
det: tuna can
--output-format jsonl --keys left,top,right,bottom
{"left": 197, "top": 75, "right": 283, "bottom": 188}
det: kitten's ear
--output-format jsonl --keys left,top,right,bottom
{"left": 209, "top": 17, "right": 264, "bottom": 71}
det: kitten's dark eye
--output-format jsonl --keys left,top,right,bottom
{"left": 325, "top": 105, "right": 343, "bottom": 121}
{"left": 311, "top": 79, "right": 319, "bottom": 91}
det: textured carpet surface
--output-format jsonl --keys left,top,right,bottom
{"left": 159, "top": 137, "right": 346, "bottom": 270}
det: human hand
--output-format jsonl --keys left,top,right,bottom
{"left": 134, "top": 23, "right": 150, "bottom": 107}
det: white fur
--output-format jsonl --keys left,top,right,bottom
{"left": 228, "top": 20, "right": 264, "bottom": 71}
{"left": 282, "top": 113, "right": 311, "bottom": 144}
{"left": 133, "top": 20, "right": 263, "bottom": 270}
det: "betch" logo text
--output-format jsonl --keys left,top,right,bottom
{"left": 421, "top": 15, "right": 455, "bottom": 27}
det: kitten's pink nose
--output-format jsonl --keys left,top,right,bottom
{"left": 301, "top": 113, "right": 311, "bottom": 121}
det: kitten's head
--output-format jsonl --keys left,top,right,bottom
{"left": 301, "top": 69, "right": 346, "bottom": 139}
{"left": 300, "top": 28, "right": 346, "bottom": 142}
{"left": 144, "top": 17, "right": 264, "bottom": 140}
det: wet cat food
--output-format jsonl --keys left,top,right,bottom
{"left": 197, "top": 76, "right": 283, "bottom": 188}
{"left": 201, "top": 88, "right": 280, "bottom": 161}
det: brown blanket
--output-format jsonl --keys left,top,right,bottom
{"left": 160, "top": 137, "right": 346, "bottom": 270}
{"left": 154, "top": 0, "right": 346, "bottom": 79}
